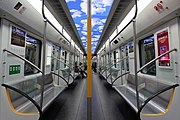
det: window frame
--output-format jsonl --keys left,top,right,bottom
{"left": 139, "top": 35, "right": 156, "bottom": 76}
{"left": 24, "top": 35, "right": 42, "bottom": 76}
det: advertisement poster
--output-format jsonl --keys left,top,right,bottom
{"left": 157, "top": 29, "right": 170, "bottom": 66}
{"left": 11, "top": 26, "right": 26, "bottom": 47}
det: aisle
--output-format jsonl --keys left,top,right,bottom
{"left": 42, "top": 73, "right": 138, "bottom": 120}
{"left": 77, "top": 73, "right": 138, "bottom": 120}
{"left": 92, "top": 73, "right": 138, "bottom": 120}
{"left": 42, "top": 77, "right": 86, "bottom": 120}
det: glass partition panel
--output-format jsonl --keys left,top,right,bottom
{"left": 6, "top": 87, "right": 39, "bottom": 114}
{"left": 140, "top": 88, "right": 174, "bottom": 116}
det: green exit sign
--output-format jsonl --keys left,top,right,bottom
{"left": 9, "top": 65, "right": 21, "bottom": 75}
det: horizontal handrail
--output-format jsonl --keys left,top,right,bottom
{"left": 2, "top": 84, "right": 42, "bottom": 120}
{"left": 3, "top": 49, "right": 43, "bottom": 73}
{"left": 102, "top": 64, "right": 121, "bottom": 75}
{"left": 60, "top": 57, "right": 70, "bottom": 63}
{"left": 101, "top": 63, "right": 116, "bottom": 74}
{"left": 137, "top": 48, "right": 177, "bottom": 73}
{"left": 111, "top": 58, "right": 121, "bottom": 62}
{"left": 138, "top": 84, "right": 179, "bottom": 120}
{"left": 67, "top": 73, "right": 74, "bottom": 84}
{"left": 106, "top": 69, "right": 121, "bottom": 79}
{"left": 112, "top": 72, "right": 130, "bottom": 85}
{"left": 69, "top": 74, "right": 74, "bottom": 81}
{"left": 101, "top": 56, "right": 129, "bottom": 74}
{"left": 101, "top": 67, "right": 108, "bottom": 74}
{"left": 51, "top": 72, "right": 69, "bottom": 86}
{"left": 51, "top": 56, "right": 70, "bottom": 68}
{"left": 116, "top": 56, "right": 129, "bottom": 64}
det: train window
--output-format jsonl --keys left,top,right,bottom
{"left": 24, "top": 35, "right": 41, "bottom": 75}
{"left": 139, "top": 35, "right": 156, "bottom": 76}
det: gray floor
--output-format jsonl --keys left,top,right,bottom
{"left": 42, "top": 73, "right": 138, "bottom": 120}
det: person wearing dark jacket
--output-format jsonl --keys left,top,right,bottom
{"left": 79, "top": 62, "right": 87, "bottom": 78}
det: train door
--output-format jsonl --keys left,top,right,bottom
{"left": 65, "top": 50, "right": 72, "bottom": 84}
{"left": 58, "top": 49, "right": 67, "bottom": 86}
{"left": 51, "top": 45, "right": 56, "bottom": 72}
{"left": 98, "top": 55, "right": 101, "bottom": 72}
{"left": 111, "top": 49, "right": 122, "bottom": 85}
{"left": 102, "top": 55, "right": 104, "bottom": 68}
{"left": 98, "top": 55, "right": 102, "bottom": 72}
{"left": 64, "top": 51, "right": 67, "bottom": 68}
{"left": 103, "top": 54, "right": 107, "bottom": 78}
{"left": 77, "top": 55, "right": 80, "bottom": 65}
{"left": 106, "top": 53, "right": 109, "bottom": 78}
{"left": 69, "top": 51, "right": 73, "bottom": 76}
{"left": 51, "top": 45, "right": 61, "bottom": 86}
{"left": 0, "top": 18, "right": 2, "bottom": 112}
{"left": 61, "top": 49, "right": 65, "bottom": 69}
{"left": 120, "top": 45, "right": 129, "bottom": 84}
{"left": 74, "top": 55, "right": 77, "bottom": 64}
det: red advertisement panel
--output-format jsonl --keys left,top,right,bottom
{"left": 157, "top": 29, "right": 170, "bottom": 66}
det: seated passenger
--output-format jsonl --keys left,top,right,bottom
{"left": 79, "top": 62, "right": 87, "bottom": 78}
{"left": 74, "top": 61, "right": 79, "bottom": 73}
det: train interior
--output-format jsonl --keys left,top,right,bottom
{"left": 0, "top": 0, "right": 180, "bottom": 120}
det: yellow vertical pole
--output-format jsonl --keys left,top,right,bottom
{"left": 87, "top": 0, "right": 92, "bottom": 120}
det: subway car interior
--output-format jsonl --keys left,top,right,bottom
{"left": 0, "top": 0, "right": 180, "bottom": 120}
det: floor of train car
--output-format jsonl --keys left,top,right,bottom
{"left": 42, "top": 72, "right": 138, "bottom": 120}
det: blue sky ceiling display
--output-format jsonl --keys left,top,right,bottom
{"left": 66, "top": 0, "right": 114, "bottom": 53}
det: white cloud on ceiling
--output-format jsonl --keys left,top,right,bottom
{"left": 92, "top": 38, "right": 99, "bottom": 42}
{"left": 101, "top": 19, "right": 106, "bottom": 23}
{"left": 94, "top": 35, "right": 100, "bottom": 39}
{"left": 66, "top": 0, "right": 76, "bottom": 2}
{"left": 97, "top": 25, "right": 104, "bottom": 31}
{"left": 92, "top": 2, "right": 106, "bottom": 15}
{"left": 66, "top": 0, "right": 114, "bottom": 52}
{"left": 92, "top": 18, "right": 103, "bottom": 28}
{"left": 80, "top": 19, "right": 87, "bottom": 31}
{"left": 75, "top": 24, "right": 80, "bottom": 27}
{"left": 70, "top": 9, "right": 82, "bottom": 18}
{"left": 80, "top": 0, "right": 113, "bottom": 15}
{"left": 80, "top": 0, "right": 87, "bottom": 15}
{"left": 81, "top": 36, "right": 86, "bottom": 40}
{"left": 75, "top": 24, "right": 81, "bottom": 30}
{"left": 102, "top": 0, "right": 113, "bottom": 7}
{"left": 82, "top": 31, "right": 87, "bottom": 36}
